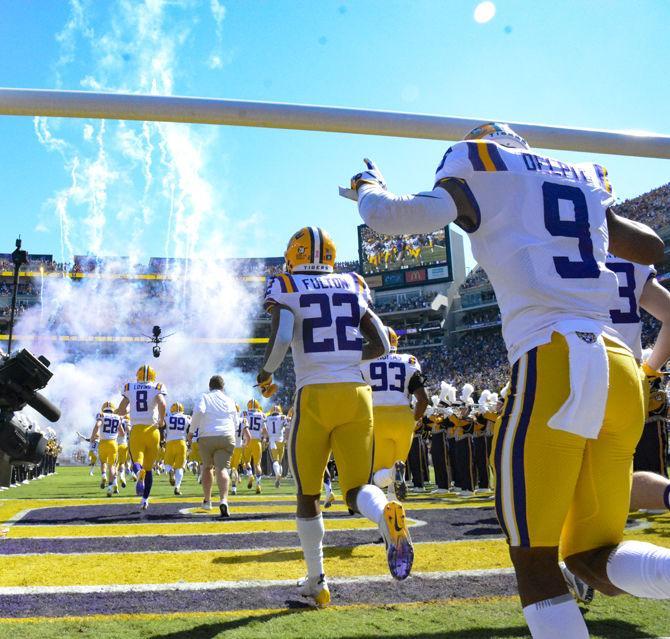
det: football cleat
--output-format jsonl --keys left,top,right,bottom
{"left": 274, "top": 477, "right": 281, "bottom": 488}
{"left": 100, "top": 477, "right": 107, "bottom": 489}
{"left": 255, "top": 484, "right": 262, "bottom": 495}
{"left": 393, "top": 461, "right": 407, "bottom": 501}
{"left": 169, "top": 471, "right": 175, "bottom": 486}
{"left": 324, "top": 492, "right": 336, "bottom": 509}
{"left": 106, "top": 486, "right": 113, "bottom": 498}
{"left": 174, "top": 487, "right": 181, "bottom": 496}
{"left": 202, "top": 500, "right": 212, "bottom": 511}
{"left": 378, "top": 500, "right": 414, "bottom": 581}
{"left": 561, "top": 564, "right": 594, "bottom": 604}
{"left": 247, "top": 476, "right": 254, "bottom": 490}
{"left": 297, "top": 574, "right": 330, "bottom": 608}
{"left": 231, "top": 485, "right": 237, "bottom": 495}
{"left": 140, "top": 498, "right": 149, "bottom": 511}
{"left": 89, "top": 468, "right": 95, "bottom": 476}
{"left": 219, "top": 502, "right": 230, "bottom": 519}
{"left": 113, "top": 484, "right": 119, "bottom": 495}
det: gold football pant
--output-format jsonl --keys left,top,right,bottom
{"left": 188, "top": 442, "right": 201, "bottom": 464}
{"left": 270, "top": 441, "right": 285, "bottom": 463}
{"left": 98, "top": 440, "right": 118, "bottom": 466}
{"left": 491, "top": 332, "right": 645, "bottom": 557}
{"left": 372, "top": 405, "right": 415, "bottom": 473}
{"left": 165, "top": 440, "right": 187, "bottom": 469}
{"left": 289, "top": 382, "right": 373, "bottom": 498}
{"left": 245, "top": 439, "right": 263, "bottom": 467}
{"left": 117, "top": 444, "right": 129, "bottom": 466}
{"left": 129, "top": 424, "right": 161, "bottom": 472}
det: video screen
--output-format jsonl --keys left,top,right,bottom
{"left": 357, "top": 225, "right": 449, "bottom": 276}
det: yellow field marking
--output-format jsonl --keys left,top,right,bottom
{"left": 0, "top": 541, "right": 514, "bottom": 587}
{"left": 8, "top": 517, "right": 377, "bottom": 538}
{"left": 0, "top": 596, "right": 518, "bottom": 625}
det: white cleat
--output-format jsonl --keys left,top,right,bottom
{"left": 231, "top": 485, "right": 237, "bottom": 495}
{"left": 297, "top": 574, "right": 330, "bottom": 608}
{"left": 140, "top": 498, "right": 149, "bottom": 511}
{"left": 202, "top": 500, "right": 212, "bottom": 511}
{"left": 323, "top": 492, "right": 336, "bottom": 509}
{"left": 106, "top": 486, "right": 113, "bottom": 497}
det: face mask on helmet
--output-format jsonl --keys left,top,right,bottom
{"left": 464, "top": 122, "right": 529, "bottom": 150}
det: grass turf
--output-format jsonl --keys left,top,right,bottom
{"left": 1, "top": 597, "right": 669, "bottom": 639}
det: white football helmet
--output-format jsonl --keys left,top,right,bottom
{"left": 464, "top": 122, "right": 529, "bottom": 150}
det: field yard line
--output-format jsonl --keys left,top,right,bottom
{"left": 0, "top": 568, "right": 516, "bottom": 596}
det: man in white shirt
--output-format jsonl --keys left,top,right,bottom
{"left": 192, "top": 375, "right": 238, "bottom": 518}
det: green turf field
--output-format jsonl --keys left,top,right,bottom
{"left": 0, "top": 467, "right": 667, "bottom": 639}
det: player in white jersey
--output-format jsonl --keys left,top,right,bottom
{"left": 90, "top": 402, "right": 125, "bottom": 497}
{"left": 257, "top": 226, "right": 413, "bottom": 607}
{"left": 117, "top": 414, "right": 131, "bottom": 487}
{"left": 360, "top": 327, "right": 429, "bottom": 501}
{"left": 164, "top": 402, "right": 191, "bottom": 496}
{"left": 230, "top": 404, "right": 251, "bottom": 495}
{"left": 345, "top": 123, "right": 668, "bottom": 637}
{"left": 266, "top": 405, "right": 286, "bottom": 488}
{"left": 243, "top": 400, "right": 267, "bottom": 494}
{"left": 116, "top": 365, "right": 167, "bottom": 510}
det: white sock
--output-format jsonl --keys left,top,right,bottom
{"left": 355, "top": 484, "right": 388, "bottom": 525}
{"left": 256, "top": 475, "right": 262, "bottom": 485}
{"left": 297, "top": 515, "right": 325, "bottom": 579}
{"left": 606, "top": 540, "right": 670, "bottom": 599}
{"left": 523, "top": 594, "right": 588, "bottom": 638}
{"left": 373, "top": 467, "right": 394, "bottom": 488}
{"left": 165, "top": 465, "right": 173, "bottom": 473}
{"left": 175, "top": 469, "right": 184, "bottom": 487}
{"left": 272, "top": 461, "right": 282, "bottom": 477}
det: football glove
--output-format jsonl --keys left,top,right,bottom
{"left": 351, "top": 158, "right": 387, "bottom": 191}
{"left": 257, "top": 374, "right": 278, "bottom": 399}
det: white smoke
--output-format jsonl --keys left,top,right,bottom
{"left": 16, "top": 0, "right": 268, "bottom": 459}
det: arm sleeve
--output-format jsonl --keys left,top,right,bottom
{"left": 357, "top": 185, "right": 457, "bottom": 235}
{"left": 264, "top": 308, "right": 295, "bottom": 373}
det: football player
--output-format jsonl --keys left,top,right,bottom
{"left": 186, "top": 423, "right": 202, "bottom": 484}
{"left": 90, "top": 402, "right": 125, "bottom": 496}
{"left": 346, "top": 123, "right": 668, "bottom": 637}
{"left": 360, "top": 327, "right": 428, "bottom": 500}
{"left": 87, "top": 437, "right": 99, "bottom": 477}
{"left": 116, "top": 365, "right": 167, "bottom": 510}
{"left": 243, "top": 399, "right": 267, "bottom": 494}
{"left": 117, "top": 413, "right": 131, "bottom": 488}
{"left": 230, "top": 404, "right": 251, "bottom": 495}
{"left": 257, "top": 226, "right": 413, "bottom": 608}
{"left": 266, "top": 404, "right": 286, "bottom": 488}
{"left": 164, "top": 402, "right": 191, "bottom": 496}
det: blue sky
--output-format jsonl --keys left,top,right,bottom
{"left": 0, "top": 0, "right": 668, "bottom": 265}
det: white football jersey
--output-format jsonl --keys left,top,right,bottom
{"left": 97, "top": 412, "right": 122, "bottom": 441}
{"left": 122, "top": 381, "right": 167, "bottom": 425}
{"left": 234, "top": 418, "right": 246, "bottom": 448}
{"left": 433, "top": 140, "right": 623, "bottom": 363}
{"left": 244, "top": 409, "right": 266, "bottom": 440}
{"left": 361, "top": 352, "right": 422, "bottom": 407}
{"left": 165, "top": 411, "right": 190, "bottom": 442}
{"left": 605, "top": 255, "right": 656, "bottom": 362}
{"left": 118, "top": 418, "right": 131, "bottom": 445}
{"left": 266, "top": 413, "right": 285, "bottom": 442}
{"left": 264, "top": 272, "right": 371, "bottom": 388}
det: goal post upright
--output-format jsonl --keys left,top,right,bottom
{"left": 0, "top": 87, "right": 668, "bottom": 159}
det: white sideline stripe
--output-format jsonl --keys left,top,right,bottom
{"left": 0, "top": 568, "right": 516, "bottom": 596}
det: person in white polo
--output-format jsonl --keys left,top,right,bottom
{"left": 191, "top": 375, "right": 238, "bottom": 518}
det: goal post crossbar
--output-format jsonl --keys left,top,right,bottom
{"left": 0, "top": 88, "right": 669, "bottom": 159}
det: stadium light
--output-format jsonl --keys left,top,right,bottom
{"left": 0, "top": 88, "right": 669, "bottom": 159}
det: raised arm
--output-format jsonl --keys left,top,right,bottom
{"left": 607, "top": 210, "right": 665, "bottom": 265}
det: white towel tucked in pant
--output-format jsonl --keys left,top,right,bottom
{"left": 548, "top": 328, "right": 609, "bottom": 440}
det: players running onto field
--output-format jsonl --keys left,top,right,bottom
{"left": 257, "top": 226, "right": 414, "bottom": 608}
{"left": 90, "top": 401, "right": 125, "bottom": 496}
{"left": 164, "top": 402, "right": 190, "bottom": 496}
{"left": 346, "top": 122, "right": 668, "bottom": 638}
{"left": 116, "top": 365, "right": 167, "bottom": 511}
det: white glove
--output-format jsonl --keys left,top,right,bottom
{"left": 339, "top": 158, "right": 387, "bottom": 201}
